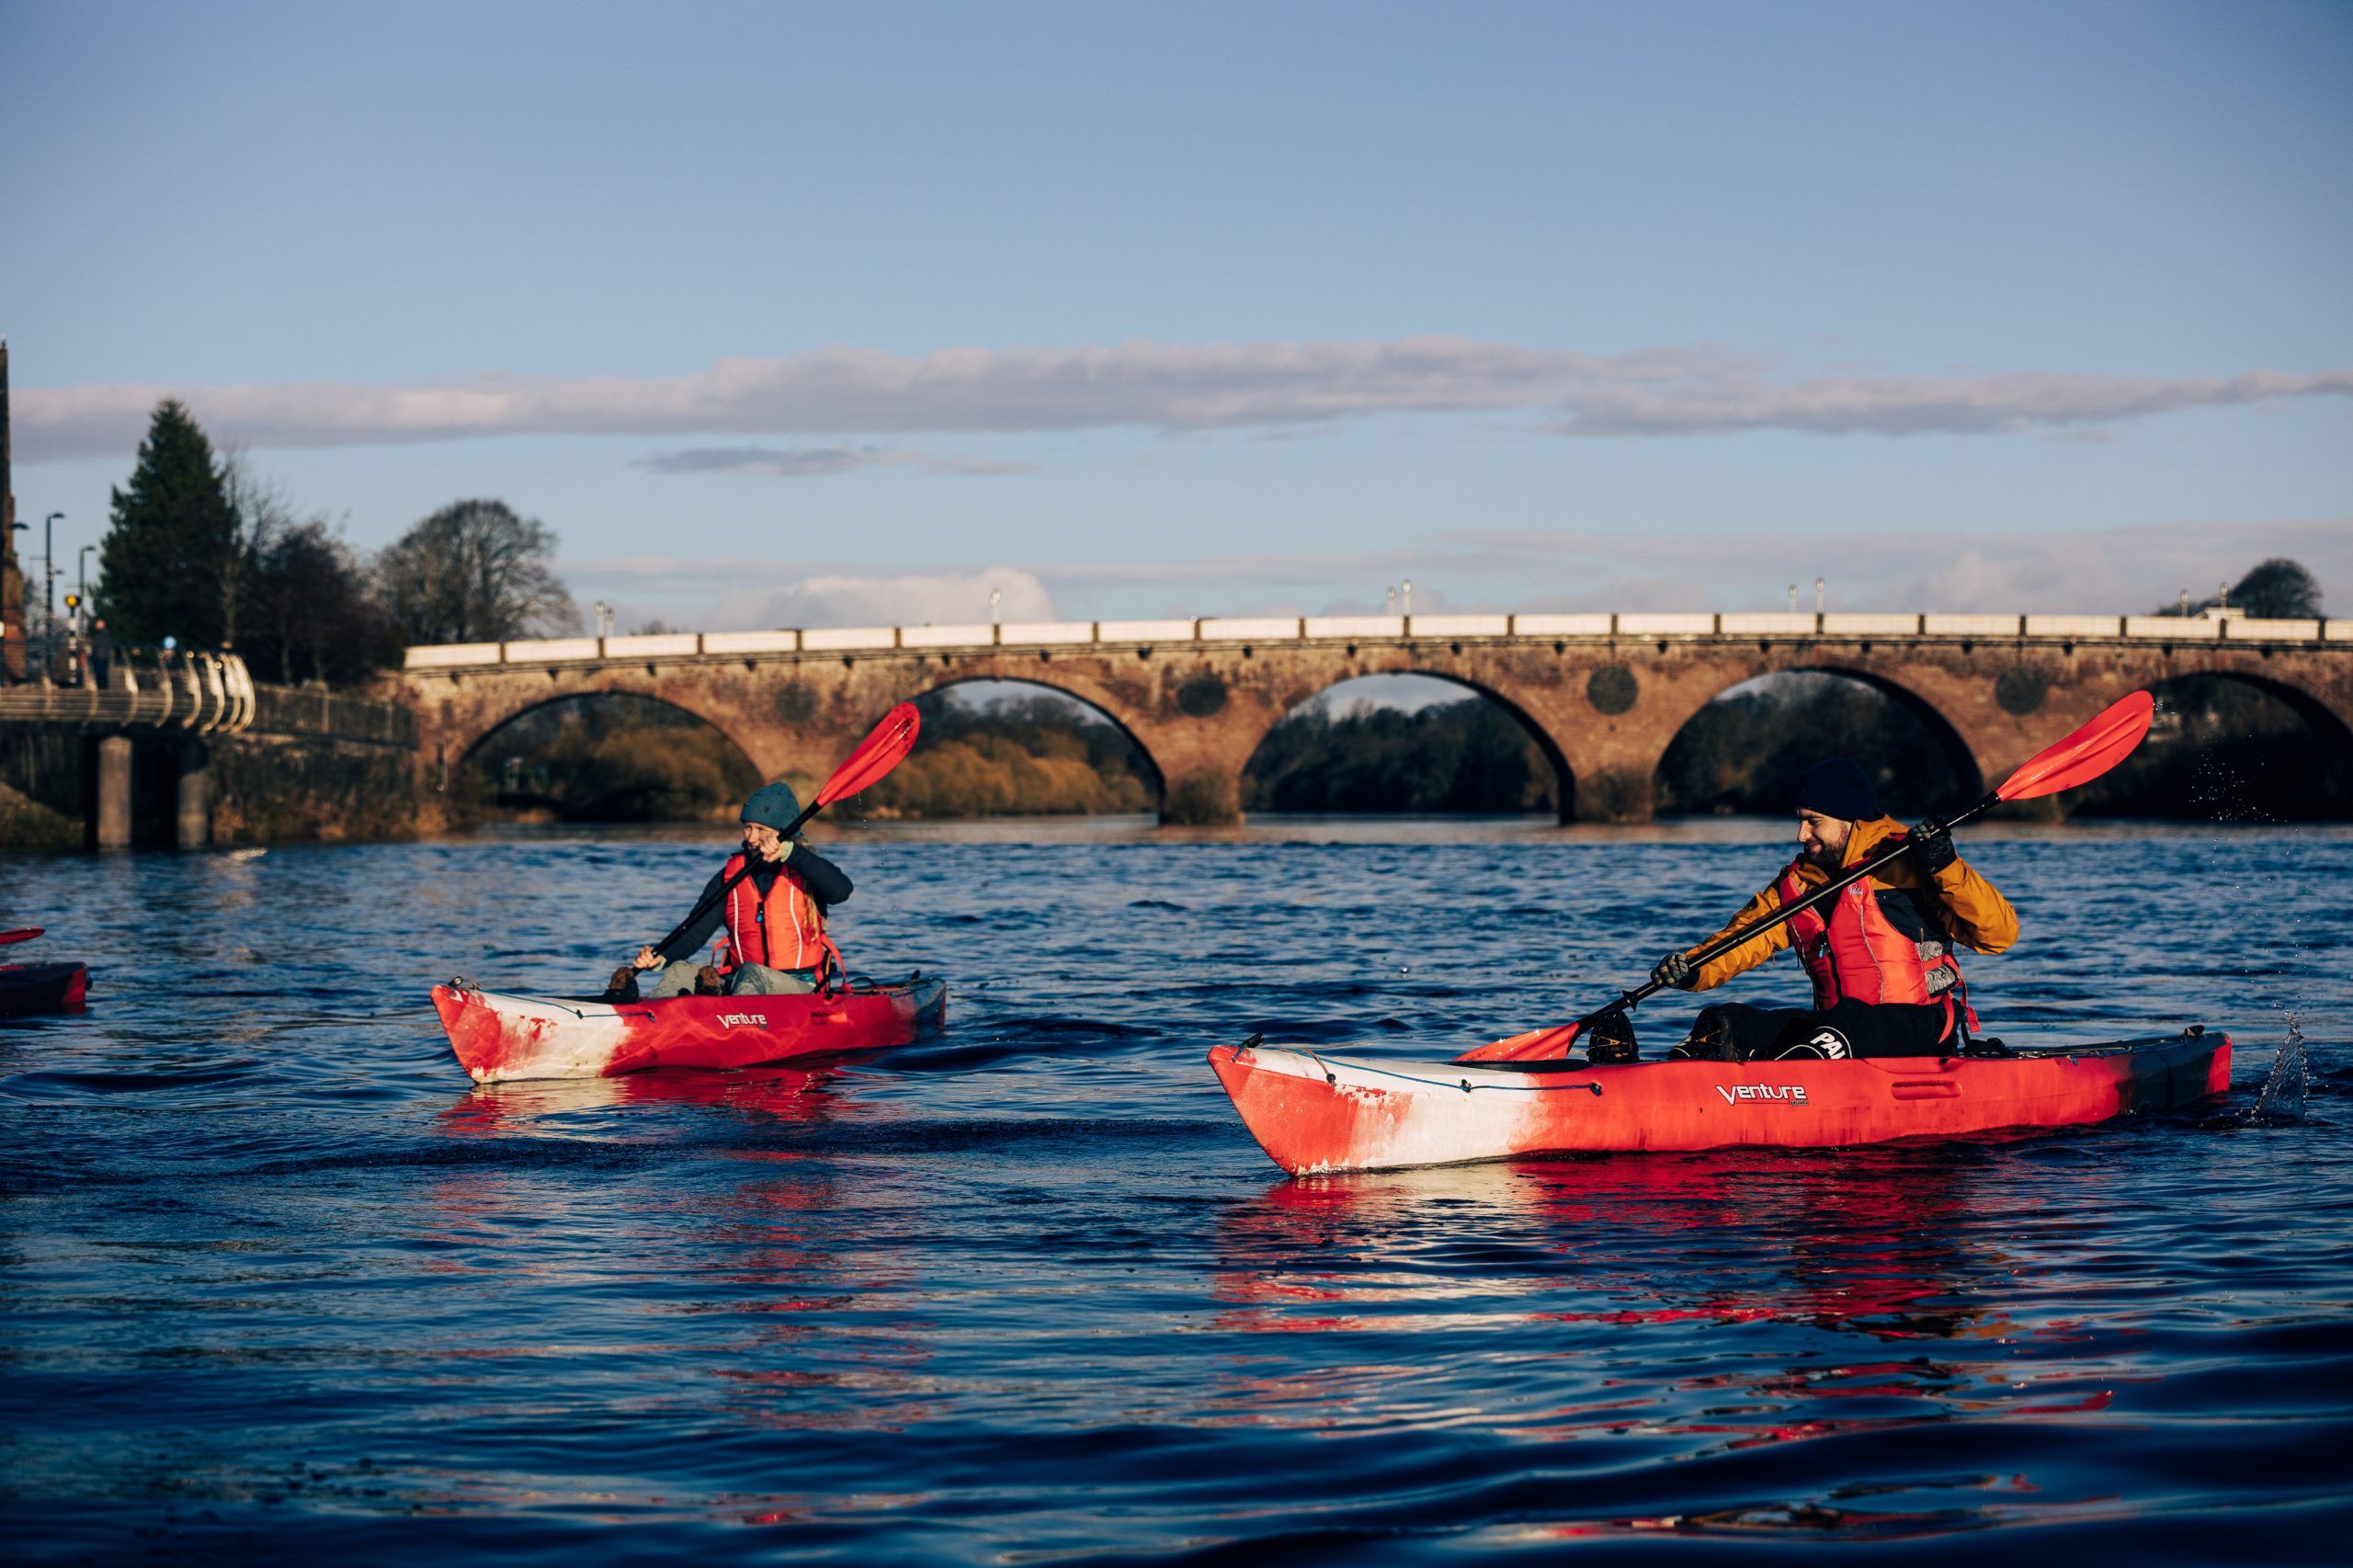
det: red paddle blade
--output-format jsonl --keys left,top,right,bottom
{"left": 814, "top": 701, "right": 922, "bottom": 805}
{"left": 1456, "top": 1021, "right": 1583, "bottom": 1063}
{"left": 1995, "top": 690, "right": 2154, "bottom": 802}
{"left": 1, "top": 927, "right": 45, "bottom": 947}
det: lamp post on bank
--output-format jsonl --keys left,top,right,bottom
{"left": 44, "top": 512, "right": 63, "bottom": 674}
{"left": 6, "top": 518, "right": 24, "bottom": 676}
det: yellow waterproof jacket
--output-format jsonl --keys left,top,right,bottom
{"left": 1684, "top": 816, "right": 2019, "bottom": 993}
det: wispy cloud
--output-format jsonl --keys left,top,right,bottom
{"left": 634, "top": 444, "right": 1037, "bottom": 478}
{"left": 17, "top": 338, "right": 2350, "bottom": 460}
{"left": 565, "top": 517, "right": 2351, "bottom": 629}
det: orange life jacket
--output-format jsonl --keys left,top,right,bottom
{"left": 1776, "top": 845, "right": 1969, "bottom": 1028}
{"left": 720, "top": 852, "right": 826, "bottom": 972}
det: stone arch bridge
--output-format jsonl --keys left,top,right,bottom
{"left": 400, "top": 611, "right": 2353, "bottom": 822}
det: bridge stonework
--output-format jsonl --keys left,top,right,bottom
{"left": 399, "top": 619, "right": 2353, "bottom": 824}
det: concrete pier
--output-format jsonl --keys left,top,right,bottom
{"left": 176, "top": 741, "right": 210, "bottom": 849}
{"left": 95, "top": 735, "right": 131, "bottom": 849}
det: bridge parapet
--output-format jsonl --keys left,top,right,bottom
{"left": 402, "top": 609, "right": 2352, "bottom": 673}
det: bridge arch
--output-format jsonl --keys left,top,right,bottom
{"left": 1653, "top": 665, "right": 1986, "bottom": 819}
{"left": 2085, "top": 669, "right": 2353, "bottom": 820}
{"left": 457, "top": 689, "right": 766, "bottom": 821}
{"left": 2177, "top": 667, "right": 2353, "bottom": 752}
{"left": 453, "top": 687, "right": 758, "bottom": 769}
{"left": 1238, "top": 671, "right": 1575, "bottom": 819}
{"left": 423, "top": 670, "right": 776, "bottom": 781}
{"left": 890, "top": 676, "right": 1166, "bottom": 812}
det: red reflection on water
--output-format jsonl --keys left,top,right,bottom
{"left": 1195, "top": 1144, "right": 2095, "bottom": 1450}
{"left": 1212, "top": 1149, "right": 2013, "bottom": 1339}
{"left": 436, "top": 1063, "right": 848, "bottom": 1134}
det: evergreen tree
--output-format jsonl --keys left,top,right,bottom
{"left": 97, "top": 401, "right": 239, "bottom": 647}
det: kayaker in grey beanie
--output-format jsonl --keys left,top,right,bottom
{"left": 1646, "top": 756, "right": 2019, "bottom": 1062}
{"left": 624, "top": 781, "right": 854, "bottom": 998}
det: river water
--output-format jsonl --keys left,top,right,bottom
{"left": 4, "top": 818, "right": 2347, "bottom": 1562}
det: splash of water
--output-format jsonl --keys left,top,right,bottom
{"left": 2252, "top": 1013, "right": 2308, "bottom": 1122}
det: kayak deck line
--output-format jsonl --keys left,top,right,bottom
{"left": 1238, "top": 1044, "right": 1605, "bottom": 1097}
{"left": 1209, "top": 1029, "right": 2233, "bottom": 1175}
{"left": 434, "top": 971, "right": 948, "bottom": 1083}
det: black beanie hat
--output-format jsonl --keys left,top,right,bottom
{"left": 741, "top": 781, "right": 801, "bottom": 830}
{"left": 1794, "top": 758, "right": 1878, "bottom": 821}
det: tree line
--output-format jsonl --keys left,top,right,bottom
{"left": 94, "top": 400, "right": 574, "bottom": 684}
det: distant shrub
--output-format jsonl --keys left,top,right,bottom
{"left": 1164, "top": 768, "right": 1239, "bottom": 826}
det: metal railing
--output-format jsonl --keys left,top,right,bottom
{"left": 0, "top": 649, "right": 256, "bottom": 733}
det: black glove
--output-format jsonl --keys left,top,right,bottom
{"left": 1652, "top": 949, "right": 1696, "bottom": 990}
{"left": 1909, "top": 818, "right": 1957, "bottom": 875}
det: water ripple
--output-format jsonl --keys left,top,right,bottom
{"left": 1, "top": 824, "right": 2347, "bottom": 1562}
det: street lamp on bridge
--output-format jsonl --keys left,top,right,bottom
{"left": 43, "top": 513, "right": 63, "bottom": 674}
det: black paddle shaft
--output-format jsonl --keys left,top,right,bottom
{"left": 642, "top": 798, "right": 824, "bottom": 960}
{"left": 1580, "top": 790, "right": 2000, "bottom": 1027}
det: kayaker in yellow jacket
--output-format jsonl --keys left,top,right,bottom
{"left": 1651, "top": 757, "right": 2018, "bottom": 1061}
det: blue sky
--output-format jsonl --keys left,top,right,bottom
{"left": 5, "top": 0, "right": 2348, "bottom": 631}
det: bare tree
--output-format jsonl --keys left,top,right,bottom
{"left": 375, "top": 500, "right": 578, "bottom": 646}
{"left": 220, "top": 453, "right": 289, "bottom": 648}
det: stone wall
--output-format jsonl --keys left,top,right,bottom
{"left": 206, "top": 729, "right": 419, "bottom": 844}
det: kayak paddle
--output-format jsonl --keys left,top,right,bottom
{"left": 2, "top": 927, "right": 44, "bottom": 947}
{"left": 637, "top": 700, "right": 923, "bottom": 963}
{"left": 1457, "top": 688, "right": 2157, "bottom": 1064}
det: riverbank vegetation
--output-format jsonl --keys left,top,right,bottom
{"left": 858, "top": 690, "right": 1154, "bottom": 817}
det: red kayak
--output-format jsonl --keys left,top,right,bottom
{"left": 0, "top": 961, "right": 89, "bottom": 1018}
{"left": 434, "top": 974, "right": 948, "bottom": 1083}
{"left": 1209, "top": 1029, "right": 2231, "bottom": 1175}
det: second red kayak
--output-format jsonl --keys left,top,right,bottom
{"left": 1210, "top": 1029, "right": 2231, "bottom": 1175}
{"left": 1, "top": 961, "right": 88, "bottom": 1018}
{"left": 436, "top": 974, "right": 948, "bottom": 1082}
